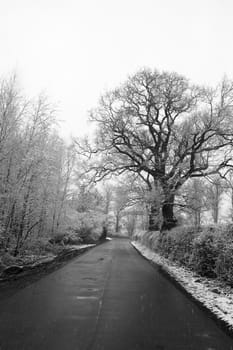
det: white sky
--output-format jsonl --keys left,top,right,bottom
{"left": 1, "top": 0, "right": 233, "bottom": 138}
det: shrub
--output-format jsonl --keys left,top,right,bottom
{"left": 49, "top": 233, "right": 66, "bottom": 245}
{"left": 215, "top": 243, "right": 233, "bottom": 286}
{"left": 157, "top": 226, "right": 198, "bottom": 265}
{"left": 0, "top": 257, "right": 6, "bottom": 271}
{"left": 69, "top": 212, "right": 105, "bottom": 243}
{"left": 18, "top": 238, "right": 55, "bottom": 256}
{"left": 157, "top": 231, "right": 173, "bottom": 258}
{"left": 133, "top": 230, "right": 160, "bottom": 250}
{"left": 189, "top": 228, "right": 220, "bottom": 278}
{"left": 43, "top": 242, "right": 64, "bottom": 255}
{"left": 49, "top": 232, "right": 84, "bottom": 246}
{"left": 1, "top": 252, "right": 17, "bottom": 266}
{"left": 134, "top": 224, "right": 233, "bottom": 285}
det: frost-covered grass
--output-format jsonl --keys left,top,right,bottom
{"left": 68, "top": 244, "right": 96, "bottom": 248}
{"left": 0, "top": 243, "right": 96, "bottom": 272}
{"left": 132, "top": 241, "right": 233, "bottom": 331}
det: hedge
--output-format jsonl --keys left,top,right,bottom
{"left": 133, "top": 224, "right": 233, "bottom": 286}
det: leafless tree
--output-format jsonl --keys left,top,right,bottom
{"left": 78, "top": 69, "right": 233, "bottom": 230}
{"left": 219, "top": 170, "right": 233, "bottom": 222}
{"left": 205, "top": 176, "right": 225, "bottom": 224}
{"left": 177, "top": 178, "right": 208, "bottom": 227}
{"left": 0, "top": 76, "right": 74, "bottom": 254}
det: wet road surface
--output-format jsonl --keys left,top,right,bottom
{"left": 0, "top": 239, "right": 232, "bottom": 350}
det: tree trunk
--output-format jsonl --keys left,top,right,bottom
{"left": 213, "top": 203, "right": 218, "bottom": 224}
{"left": 115, "top": 214, "right": 120, "bottom": 233}
{"left": 161, "top": 195, "right": 177, "bottom": 231}
{"left": 213, "top": 188, "right": 219, "bottom": 223}
{"left": 148, "top": 204, "right": 160, "bottom": 231}
{"left": 4, "top": 200, "right": 16, "bottom": 251}
{"left": 231, "top": 188, "right": 233, "bottom": 223}
{"left": 212, "top": 181, "right": 221, "bottom": 223}
{"left": 194, "top": 210, "right": 201, "bottom": 228}
{"left": 14, "top": 177, "right": 33, "bottom": 256}
{"left": 100, "top": 224, "right": 107, "bottom": 240}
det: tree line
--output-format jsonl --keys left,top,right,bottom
{"left": 0, "top": 76, "right": 75, "bottom": 255}
{"left": 1, "top": 67, "right": 233, "bottom": 259}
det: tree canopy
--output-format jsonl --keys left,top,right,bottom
{"left": 78, "top": 68, "right": 233, "bottom": 230}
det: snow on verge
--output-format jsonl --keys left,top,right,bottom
{"left": 69, "top": 244, "right": 96, "bottom": 249}
{"left": 131, "top": 241, "right": 233, "bottom": 331}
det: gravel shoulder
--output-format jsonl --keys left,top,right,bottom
{"left": 132, "top": 240, "right": 233, "bottom": 336}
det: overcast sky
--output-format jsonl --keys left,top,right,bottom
{"left": 0, "top": 0, "right": 232, "bottom": 138}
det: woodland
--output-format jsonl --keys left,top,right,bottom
{"left": 1, "top": 69, "right": 233, "bottom": 278}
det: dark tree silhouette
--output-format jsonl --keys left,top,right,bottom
{"left": 79, "top": 69, "right": 233, "bottom": 230}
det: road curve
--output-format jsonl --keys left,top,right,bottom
{"left": 0, "top": 239, "right": 232, "bottom": 350}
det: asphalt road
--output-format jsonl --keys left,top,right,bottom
{"left": 0, "top": 239, "right": 233, "bottom": 350}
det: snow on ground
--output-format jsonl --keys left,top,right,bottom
{"left": 69, "top": 244, "right": 96, "bottom": 249}
{"left": 131, "top": 241, "right": 233, "bottom": 331}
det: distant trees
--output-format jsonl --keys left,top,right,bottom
{"left": 81, "top": 69, "right": 233, "bottom": 231}
{"left": 112, "top": 184, "right": 133, "bottom": 233}
{"left": 221, "top": 170, "right": 233, "bottom": 223}
{"left": 179, "top": 178, "right": 208, "bottom": 227}
{"left": 206, "top": 176, "right": 225, "bottom": 224}
{"left": 176, "top": 174, "right": 230, "bottom": 226}
{"left": 66, "top": 166, "right": 113, "bottom": 242}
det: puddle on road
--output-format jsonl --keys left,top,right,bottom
{"left": 75, "top": 288, "right": 100, "bottom": 299}
{"left": 76, "top": 296, "right": 99, "bottom": 300}
{"left": 77, "top": 288, "right": 100, "bottom": 293}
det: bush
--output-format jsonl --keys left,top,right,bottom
{"left": 189, "top": 228, "right": 220, "bottom": 277}
{"left": 133, "top": 224, "right": 233, "bottom": 285}
{"left": 133, "top": 230, "right": 160, "bottom": 251}
{"left": 43, "top": 242, "right": 64, "bottom": 255}
{"left": 66, "top": 211, "right": 105, "bottom": 244}
{"left": 49, "top": 232, "right": 84, "bottom": 246}
{"left": 0, "top": 257, "right": 7, "bottom": 271}
{"left": 18, "top": 238, "right": 55, "bottom": 256}
{"left": 1, "top": 252, "right": 17, "bottom": 266}
{"left": 157, "top": 226, "right": 198, "bottom": 266}
{"left": 215, "top": 243, "right": 233, "bottom": 286}
{"left": 49, "top": 233, "right": 67, "bottom": 245}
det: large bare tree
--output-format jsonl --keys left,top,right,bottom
{"left": 79, "top": 69, "right": 233, "bottom": 230}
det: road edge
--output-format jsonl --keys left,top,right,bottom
{"left": 131, "top": 240, "right": 233, "bottom": 340}
{"left": 0, "top": 239, "right": 108, "bottom": 285}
